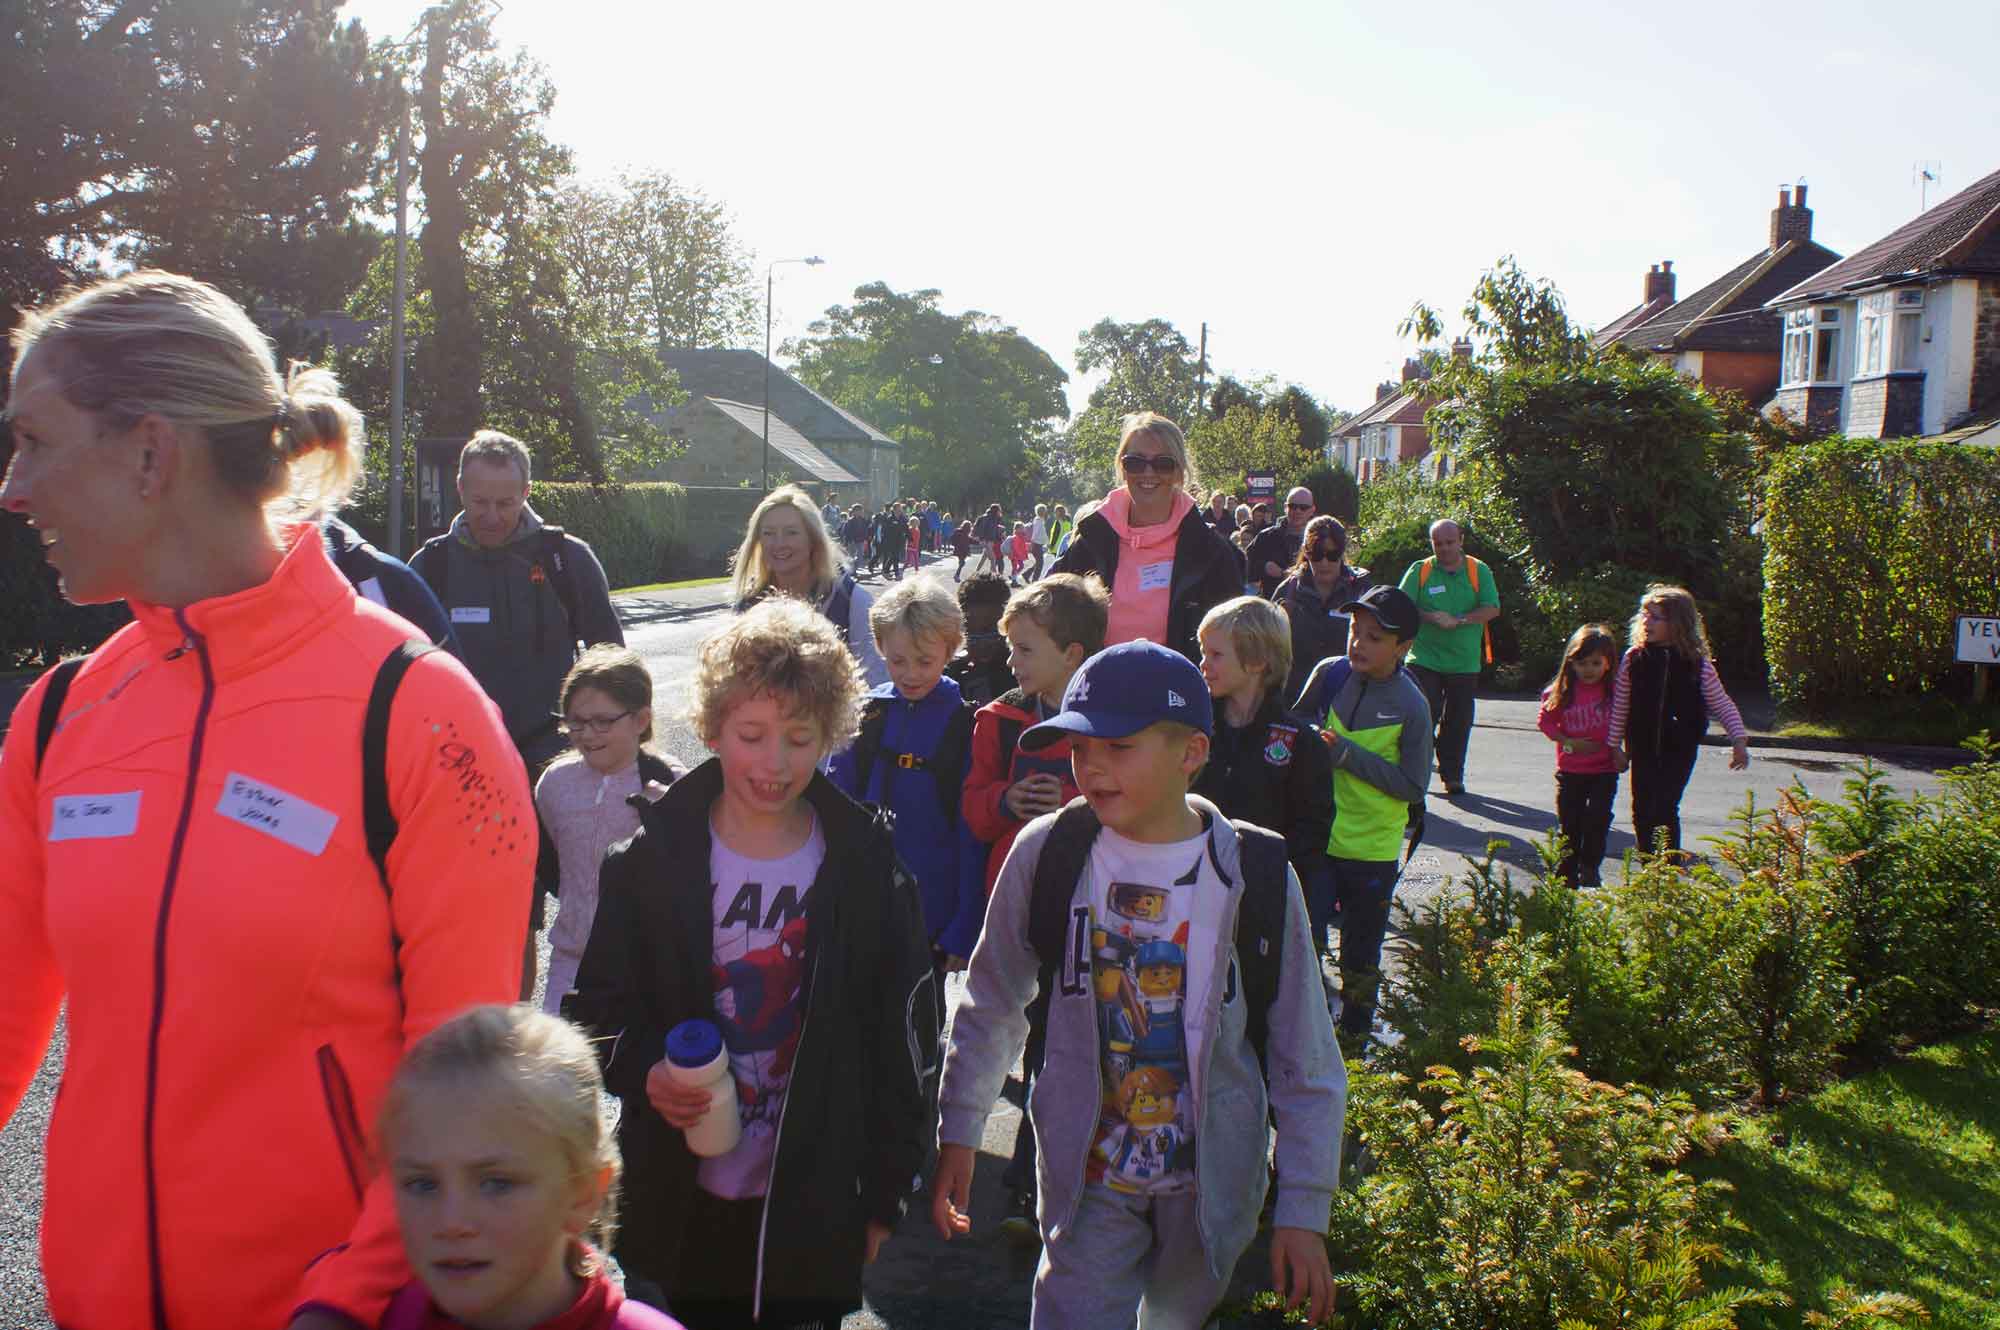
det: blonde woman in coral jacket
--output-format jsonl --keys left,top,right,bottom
{"left": 0, "top": 272, "right": 534, "bottom": 1330}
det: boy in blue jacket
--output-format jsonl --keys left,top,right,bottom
{"left": 829, "top": 578, "right": 987, "bottom": 1008}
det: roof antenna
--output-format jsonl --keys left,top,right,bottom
{"left": 1913, "top": 161, "right": 1941, "bottom": 211}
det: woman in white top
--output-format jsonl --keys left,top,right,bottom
{"left": 729, "top": 483, "right": 888, "bottom": 685}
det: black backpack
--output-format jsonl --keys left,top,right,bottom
{"left": 1025, "top": 799, "right": 1292, "bottom": 1073}
{"left": 36, "top": 642, "right": 437, "bottom": 898}
{"left": 417, "top": 526, "right": 583, "bottom": 640}
{"left": 846, "top": 694, "right": 976, "bottom": 823}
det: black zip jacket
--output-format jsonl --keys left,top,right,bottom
{"left": 565, "top": 758, "right": 938, "bottom": 1307}
{"left": 1049, "top": 505, "right": 1246, "bottom": 663}
{"left": 1623, "top": 644, "right": 1707, "bottom": 760}
{"left": 1191, "top": 691, "right": 1335, "bottom": 884}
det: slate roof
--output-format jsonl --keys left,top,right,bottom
{"left": 700, "top": 398, "right": 862, "bottom": 484}
{"left": 654, "top": 349, "right": 899, "bottom": 449}
{"left": 1771, "top": 164, "right": 2000, "bottom": 304}
{"left": 1610, "top": 239, "right": 1842, "bottom": 353}
{"left": 1593, "top": 293, "right": 1677, "bottom": 347}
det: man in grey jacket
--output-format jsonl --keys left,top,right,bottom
{"left": 932, "top": 641, "right": 1343, "bottom": 1329}
{"left": 410, "top": 430, "right": 625, "bottom": 997}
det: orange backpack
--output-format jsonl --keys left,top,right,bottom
{"left": 1419, "top": 555, "right": 1494, "bottom": 664}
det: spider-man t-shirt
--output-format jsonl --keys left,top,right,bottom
{"left": 698, "top": 816, "right": 824, "bottom": 1199}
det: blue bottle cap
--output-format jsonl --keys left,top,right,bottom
{"left": 666, "top": 1019, "right": 724, "bottom": 1068}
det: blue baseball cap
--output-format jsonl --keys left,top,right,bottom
{"left": 1019, "top": 640, "right": 1214, "bottom": 751}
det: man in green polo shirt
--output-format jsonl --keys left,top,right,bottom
{"left": 1396, "top": 519, "right": 1501, "bottom": 796}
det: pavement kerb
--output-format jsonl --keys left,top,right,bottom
{"left": 1471, "top": 698, "right": 1975, "bottom": 766}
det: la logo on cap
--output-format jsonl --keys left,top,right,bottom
{"left": 1167, "top": 690, "right": 1186, "bottom": 708}
{"left": 1071, "top": 677, "right": 1091, "bottom": 702}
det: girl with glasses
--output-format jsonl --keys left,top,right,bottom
{"left": 536, "top": 645, "right": 687, "bottom": 1015}
{"left": 1273, "top": 516, "right": 1372, "bottom": 705}
{"left": 1047, "top": 412, "right": 1244, "bottom": 663}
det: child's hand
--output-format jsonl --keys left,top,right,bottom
{"left": 644, "top": 1060, "right": 714, "bottom": 1129}
{"left": 865, "top": 1220, "right": 893, "bottom": 1264}
{"left": 1005, "top": 773, "right": 1061, "bottom": 819}
{"left": 1269, "top": 1225, "right": 1336, "bottom": 1325}
{"left": 932, "top": 1143, "right": 976, "bottom": 1239}
{"left": 941, "top": 952, "right": 969, "bottom": 973}
{"left": 1568, "top": 737, "right": 1602, "bottom": 755}
{"left": 1613, "top": 748, "right": 1630, "bottom": 774}
{"left": 1730, "top": 740, "right": 1750, "bottom": 771}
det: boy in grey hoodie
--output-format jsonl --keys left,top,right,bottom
{"left": 933, "top": 641, "right": 1344, "bottom": 1329}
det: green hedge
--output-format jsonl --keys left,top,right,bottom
{"left": 1, "top": 519, "right": 132, "bottom": 670}
{"left": 527, "top": 482, "right": 688, "bottom": 590}
{"left": 1764, "top": 439, "right": 2000, "bottom": 709}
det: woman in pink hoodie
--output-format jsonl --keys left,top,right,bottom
{"left": 1047, "top": 411, "right": 1245, "bottom": 663}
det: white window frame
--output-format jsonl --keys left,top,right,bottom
{"left": 1781, "top": 306, "right": 1846, "bottom": 387}
{"left": 1859, "top": 292, "right": 1890, "bottom": 376}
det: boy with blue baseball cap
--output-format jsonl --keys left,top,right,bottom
{"left": 932, "top": 640, "right": 1345, "bottom": 1329}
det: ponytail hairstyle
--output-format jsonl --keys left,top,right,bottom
{"left": 1544, "top": 622, "right": 1620, "bottom": 713}
{"left": 378, "top": 1005, "right": 621, "bottom": 1276}
{"left": 10, "top": 270, "right": 363, "bottom": 523}
{"left": 1629, "top": 585, "right": 1711, "bottom": 663}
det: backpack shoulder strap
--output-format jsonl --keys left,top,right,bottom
{"left": 538, "top": 526, "right": 581, "bottom": 635}
{"left": 1418, "top": 556, "right": 1435, "bottom": 588}
{"left": 930, "top": 701, "right": 977, "bottom": 823}
{"left": 363, "top": 641, "right": 440, "bottom": 889}
{"left": 849, "top": 695, "right": 891, "bottom": 798}
{"left": 1029, "top": 800, "right": 1102, "bottom": 976}
{"left": 33, "top": 656, "right": 88, "bottom": 778}
{"left": 414, "top": 533, "right": 453, "bottom": 602}
{"left": 1228, "top": 818, "right": 1291, "bottom": 1074}
{"left": 824, "top": 572, "right": 857, "bottom": 648}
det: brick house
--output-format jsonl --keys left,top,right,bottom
{"left": 1766, "top": 164, "right": 2000, "bottom": 441}
{"left": 636, "top": 349, "right": 902, "bottom": 506}
{"left": 1331, "top": 362, "right": 1432, "bottom": 484}
{"left": 1597, "top": 185, "right": 1842, "bottom": 405}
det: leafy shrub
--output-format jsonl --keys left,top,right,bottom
{"left": 1334, "top": 974, "right": 1773, "bottom": 1330}
{"left": 528, "top": 482, "right": 688, "bottom": 590}
{"left": 1763, "top": 439, "right": 2000, "bottom": 709}
{"left": 1299, "top": 461, "right": 1359, "bottom": 525}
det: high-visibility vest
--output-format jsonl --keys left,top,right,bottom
{"left": 1419, "top": 555, "right": 1494, "bottom": 665}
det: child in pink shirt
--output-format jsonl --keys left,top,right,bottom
{"left": 1538, "top": 624, "right": 1620, "bottom": 888}
{"left": 1007, "top": 522, "right": 1032, "bottom": 582}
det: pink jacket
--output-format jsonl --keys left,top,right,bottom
{"left": 1098, "top": 488, "right": 1196, "bottom": 649}
{"left": 1537, "top": 678, "right": 1617, "bottom": 774}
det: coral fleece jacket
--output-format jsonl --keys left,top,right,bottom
{"left": 0, "top": 526, "right": 533, "bottom": 1330}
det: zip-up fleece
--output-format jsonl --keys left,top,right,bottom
{"left": 565, "top": 759, "right": 937, "bottom": 1315}
{"left": 938, "top": 795, "right": 1345, "bottom": 1277}
{"left": 1190, "top": 691, "right": 1334, "bottom": 887}
{"left": 1049, "top": 495, "right": 1246, "bottom": 663}
{"left": 1297, "top": 656, "right": 1432, "bottom": 862}
{"left": 0, "top": 526, "right": 533, "bottom": 1330}
{"left": 409, "top": 505, "right": 623, "bottom": 758}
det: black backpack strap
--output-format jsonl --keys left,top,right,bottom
{"left": 848, "top": 696, "right": 891, "bottom": 800}
{"left": 537, "top": 526, "right": 581, "bottom": 638}
{"left": 34, "top": 657, "right": 87, "bottom": 778}
{"left": 413, "top": 533, "right": 453, "bottom": 604}
{"left": 1228, "top": 818, "right": 1291, "bottom": 1075}
{"left": 930, "top": 702, "right": 977, "bottom": 823}
{"left": 363, "top": 641, "right": 439, "bottom": 889}
{"left": 1028, "top": 799, "right": 1102, "bottom": 981}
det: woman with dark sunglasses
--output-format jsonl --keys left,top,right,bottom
{"left": 1274, "top": 515, "right": 1373, "bottom": 705}
{"left": 1047, "top": 411, "right": 1244, "bottom": 663}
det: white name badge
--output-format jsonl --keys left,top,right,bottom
{"left": 50, "top": 792, "right": 142, "bottom": 841}
{"left": 216, "top": 773, "right": 339, "bottom": 856}
{"left": 1138, "top": 561, "right": 1173, "bottom": 591}
{"left": 1427, "top": 585, "right": 1447, "bottom": 596}
{"left": 450, "top": 606, "right": 492, "bottom": 624}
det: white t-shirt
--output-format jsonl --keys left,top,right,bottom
{"left": 1083, "top": 826, "right": 1210, "bottom": 1195}
{"left": 697, "top": 816, "right": 825, "bottom": 1199}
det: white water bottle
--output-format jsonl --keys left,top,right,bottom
{"left": 665, "top": 1019, "right": 741, "bottom": 1158}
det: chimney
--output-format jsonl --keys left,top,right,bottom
{"left": 1451, "top": 336, "right": 1474, "bottom": 363}
{"left": 1376, "top": 381, "right": 1396, "bottom": 402}
{"left": 1771, "top": 183, "right": 1813, "bottom": 250}
{"left": 1645, "top": 261, "right": 1676, "bottom": 306}
{"left": 1401, "top": 357, "right": 1423, "bottom": 384}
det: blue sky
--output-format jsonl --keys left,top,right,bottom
{"left": 344, "top": 0, "right": 2000, "bottom": 416}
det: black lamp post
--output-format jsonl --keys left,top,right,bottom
{"left": 763, "top": 255, "right": 825, "bottom": 492}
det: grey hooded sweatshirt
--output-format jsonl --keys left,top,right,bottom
{"left": 937, "top": 794, "right": 1346, "bottom": 1278}
{"left": 410, "top": 504, "right": 623, "bottom": 764}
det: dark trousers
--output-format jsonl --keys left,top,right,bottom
{"left": 1409, "top": 664, "right": 1479, "bottom": 787}
{"left": 1029, "top": 542, "right": 1046, "bottom": 580}
{"left": 1629, "top": 745, "right": 1700, "bottom": 855}
{"left": 1002, "top": 981, "right": 1051, "bottom": 1196}
{"left": 1331, "top": 857, "right": 1398, "bottom": 1036}
{"left": 1555, "top": 770, "right": 1619, "bottom": 886}
{"left": 1300, "top": 862, "right": 1338, "bottom": 959}
{"left": 652, "top": 1187, "right": 856, "bottom": 1330}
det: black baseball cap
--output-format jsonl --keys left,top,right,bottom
{"left": 1341, "top": 585, "right": 1420, "bottom": 641}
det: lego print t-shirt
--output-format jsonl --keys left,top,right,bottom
{"left": 1083, "top": 826, "right": 1209, "bottom": 1195}
{"left": 698, "top": 816, "right": 824, "bottom": 1199}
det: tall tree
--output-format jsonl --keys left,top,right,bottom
{"left": 1068, "top": 317, "right": 1203, "bottom": 487}
{"left": 1186, "top": 402, "right": 1309, "bottom": 499}
{"left": 786, "top": 283, "right": 1068, "bottom": 511}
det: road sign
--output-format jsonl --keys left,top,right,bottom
{"left": 1956, "top": 615, "right": 2000, "bottom": 664}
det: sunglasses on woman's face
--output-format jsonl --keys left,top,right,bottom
{"left": 1119, "top": 452, "right": 1180, "bottom": 475}
{"left": 1309, "top": 547, "right": 1340, "bottom": 563}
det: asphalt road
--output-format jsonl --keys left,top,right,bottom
{"left": 0, "top": 557, "right": 1959, "bottom": 1327}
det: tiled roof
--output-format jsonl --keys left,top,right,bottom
{"left": 1334, "top": 388, "right": 1431, "bottom": 436}
{"left": 701, "top": 398, "right": 862, "bottom": 484}
{"left": 1771, "top": 164, "right": 2000, "bottom": 303}
{"left": 1612, "top": 240, "right": 1841, "bottom": 353}
{"left": 1593, "top": 294, "right": 1676, "bottom": 347}
{"left": 654, "top": 349, "right": 898, "bottom": 449}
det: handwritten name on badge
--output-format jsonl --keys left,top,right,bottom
{"left": 50, "top": 792, "right": 142, "bottom": 841}
{"left": 216, "top": 773, "right": 338, "bottom": 856}
{"left": 450, "top": 606, "right": 491, "bottom": 624}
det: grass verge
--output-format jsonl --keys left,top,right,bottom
{"left": 611, "top": 574, "right": 731, "bottom": 596}
{"left": 1775, "top": 691, "right": 2000, "bottom": 748}
{"left": 1693, "top": 1029, "right": 2000, "bottom": 1329}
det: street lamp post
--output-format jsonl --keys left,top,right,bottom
{"left": 763, "top": 255, "right": 825, "bottom": 492}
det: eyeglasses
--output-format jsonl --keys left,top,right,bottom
{"left": 1119, "top": 453, "right": 1180, "bottom": 475}
{"left": 1286, "top": 501, "right": 1313, "bottom": 511}
{"left": 555, "top": 710, "right": 633, "bottom": 736}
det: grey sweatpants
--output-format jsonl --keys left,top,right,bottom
{"left": 1032, "top": 1182, "right": 1239, "bottom": 1330}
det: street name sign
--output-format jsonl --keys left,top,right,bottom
{"left": 1957, "top": 615, "right": 2000, "bottom": 664}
